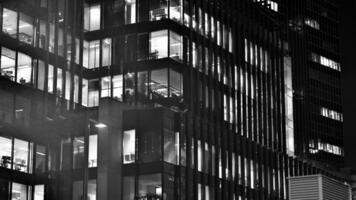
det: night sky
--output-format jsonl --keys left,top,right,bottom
{"left": 339, "top": 0, "right": 356, "bottom": 169}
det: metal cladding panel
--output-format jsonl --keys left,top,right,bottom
{"left": 322, "top": 176, "right": 351, "bottom": 200}
{"left": 289, "top": 175, "right": 320, "bottom": 200}
{"left": 289, "top": 175, "right": 352, "bottom": 200}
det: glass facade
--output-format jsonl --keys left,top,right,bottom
{"left": 0, "top": 0, "right": 346, "bottom": 199}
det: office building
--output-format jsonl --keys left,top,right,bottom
{"left": 0, "top": 0, "right": 347, "bottom": 199}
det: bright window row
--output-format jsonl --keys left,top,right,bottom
{"left": 244, "top": 39, "right": 270, "bottom": 72}
{"left": 311, "top": 52, "right": 341, "bottom": 71}
{"left": 253, "top": 0, "right": 279, "bottom": 12}
{"left": 0, "top": 47, "right": 80, "bottom": 102}
{"left": 0, "top": 136, "right": 47, "bottom": 174}
{"left": 305, "top": 18, "right": 320, "bottom": 30}
{"left": 321, "top": 107, "right": 343, "bottom": 122}
{"left": 0, "top": 182, "right": 45, "bottom": 200}
{"left": 309, "top": 139, "right": 343, "bottom": 156}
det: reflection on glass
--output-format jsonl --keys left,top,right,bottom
{"left": 2, "top": 8, "right": 17, "bottom": 38}
{"left": 84, "top": 4, "right": 101, "bottom": 31}
{"left": 123, "top": 176, "right": 135, "bottom": 200}
{"left": 1, "top": 47, "right": 16, "bottom": 81}
{"left": 65, "top": 71, "right": 71, "bottom": 100}
{"left": 137, "top": 71, "right": 148, "bottom": 100}
{"left": 150, "top": 69, "right": 168, "bottom": 98}
{"left": 164, "top": 130, "right": 179, "bottom": 165}
{"left": 49, "top": 23, "right": 55, "bottom": 52}
{"left": 19, "top": 13, "right": 34, "bottom": 45}
{"left": 88, "top": 79, "right": 99, "bottom": 107}
{"left": 88, "top": 135, "right": 98, "bottom": 168}
{"left": 149, "top": 30, "right": 168, "bottom": 59}
{"left": 35, "top": 145, "right": 46, "bottom": 173}
{"left": 0, "top": 136, "right": 12, "bottom": 169}
{"left": 123, "top": 129, "right": 136, "bottom": 164}
{"left": 139, "top": 130, "right": 161, "bottom": 163}
{"left": 16, "top": 53, "right": 32, "bottom": 84}
{"left": 138, "top": 174, "right": 162, "bottom": 199}
{"left": 13, "top": 139, "right": 29, "bottom": 173}
{"left": 12, "top": 182, "right": 27, "bottom": 200}
{"left": 82, "top": 79, "right": 89, "bottom": 106}
{"left": 73, "top": 137, "right": 85, "bottom": 169}
{"left": 39, "top": 20, "right": 46, "bottom": 49}
{"left": 34, "top": 185, "right": 45, "bottom": 200}
{"left": 124, "top": 73, "right": 135, "bottom": 103}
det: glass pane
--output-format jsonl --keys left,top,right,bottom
{"left": 88, "top": 135, "right": 98, "bottom": 168}
{"left": 13, "top": 139, "right": 29, "bottom": 173}
{"left": 125, "top": 0, "right": 136, "bottom": 24}
{"left": 123, "top": 176, "right": 135, "bottom": 200}
{"left": 84, "top": 4, "right": 101, "bottom": 31}
{"left": 169, "top": 31, "right": 182, "bottom": 61}
{"left": 65, "top": 71, "right": 71, "bottom": 100}
{"left": 0, "top": 136, "right": 12, "bottom": 169}
{"left": 89, "top": 40, "right": 100, "bottom": 68}
{"left": 73, "top": 137, "right": 85, "bottom": 169}
{"left": 2, "top": 8, "right": 17, "bottom": 38}
{"left": 137, "top": 71, "right": 148, "bottom": 99}
{"left": 102, "top": 38, "right": 112, "bottom": 66}
{"left": 170, "top": 0, "right": 182, "bottom": 22}
{"left": 149, "top": 30, "right": 168, "bottom": 59}
{"left": 101, "top": 76, "right": 111, "bottom": 98}
{"left": 49, "top": 23, "right": 55, "bottom": 52}
{"left": 12, "top": 182, "right": 27, "bottom": 200}
{"left": 47, "top": 65, "right": 54, "bottom": 93}
{"left": 74, "top": 75, "right": 79, "bottom": 103}
{"left": 37, "top": 60, "right": 45, "bottom": 90}
{"left": 72, "top": 181, "right": 83, "bottom": 200}
{"left": 113, "top": 75, "right": 123, "bottom": 101}
{"left": 39, "top": 20, "right": 46, "bottom": 49}
{"left": 82, "top": 79, "right": 89, "bottom": 106}
{"left": 35, "top": 145, "right": 46, "bottom": 173}
{"left": 17, "top": 53, "right": 32, "bottom": 85}
{"left": 1, "top": 47, "right": 16, "bottom": 81}
{"left": 150, "top": 68, "right": 168, "bottom": 98}
{"left": 169, "top": 69, "right": 183, "bottom": 98}
{"left": 34, "top": 185, "right": 44, "bottom": 200}
{"left": 19, "top": 13, "right": 34, "bottom": 45}
{"left": 138, "top": 174, "right": 162, "bottom": 199}
{"left": 124, "top": 73, "right": 135, "bottom": 103}
{"left": 150, "top": 0, "right": 168, "bottom": 21}
{"left": 123, "top": 129, "right": 135, "bottom": 164}
{"left": 163, "top": 129, "right": 179, "bottom": 165}
{"left": 139, "top": 130, "right": 161, "bottom": 163}
{"left": 57, "top": 68, "right": 63, "bottom": 97}
{"left": 88, "top": 179, "right": 96, "bottom": 200}
{"left": 88, "top": 80, "right": 99, "bottom": 107}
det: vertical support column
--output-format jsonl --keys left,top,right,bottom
{"left": 97, "top": 98, "right": 127, "bottom": 200}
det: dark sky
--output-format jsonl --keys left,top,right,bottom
{"left": 339, "top": 0, "right": 356, "bottom": 169}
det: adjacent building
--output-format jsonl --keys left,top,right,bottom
{"left": 0, "top": 0, "right": 348, "bottom": 200}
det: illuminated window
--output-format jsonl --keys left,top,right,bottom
{"left": 16, "top": 52, "right": 32, "bottom": 85}
{"left": 34, "top": 185, "right": 45, "bottom": 200}
{"left": 113, "top": 75, "right": 123, "bottom": 101}
{"left": 101, "top": 76, "right": 111, "bottom": 97}
{"left": 305, "top": 18, "right": 320, "bottom": 30}
{"left": 48, "top": 65, "right": 54, "bottom": 93}
{"left": 125, "top": 0, "right": 136, "bottom": 24}
{"left": 123, "top": 129, "right": 136, "bottom": 164}
{"left": 150, "top": 0, "right": 168, "bottom": 21}
{"left": 0, "top": 47, "right": 16, "bottom": 81}
{"left": 151, "top": 68, "right": 168, "bottom": 98}
{"left": 321, "top": 107, "right": 343, "bottom": 122}
{"left": 311, "top": 52, "right": 341, "bottom": 71}
{"left": 12, "top": 182, "right": 28, "bottom": 200}
{"left": 169, "top": 31, "right": 182, "bottom": 62}
{"left": 88, "top": 135, "right": 98, "bottom": 167}
{"left": 13, "top": 139, "right": 31, "bottom": 173}
{"left": 150, "top": 30, "right": 168, "bottom": 59}
{"left": 138, "top": 174, "right": 162, "bottom": 199}
{"left": 0, "top": 136, "right": 12, "bottom": 169}
{"left": 170, "top": 0, "right": 182, "bottom": 22}
{"left": 2, "top": 8, "right": 17, "bottom": 39}
{"left": 102, "top": 38, "right": 112, "bottom": 66}
{"left": 84, "top": 4, "right": 101, "bottom": 31}
{"left": 19, "top": 13, "right": 34, "bottom": 45}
